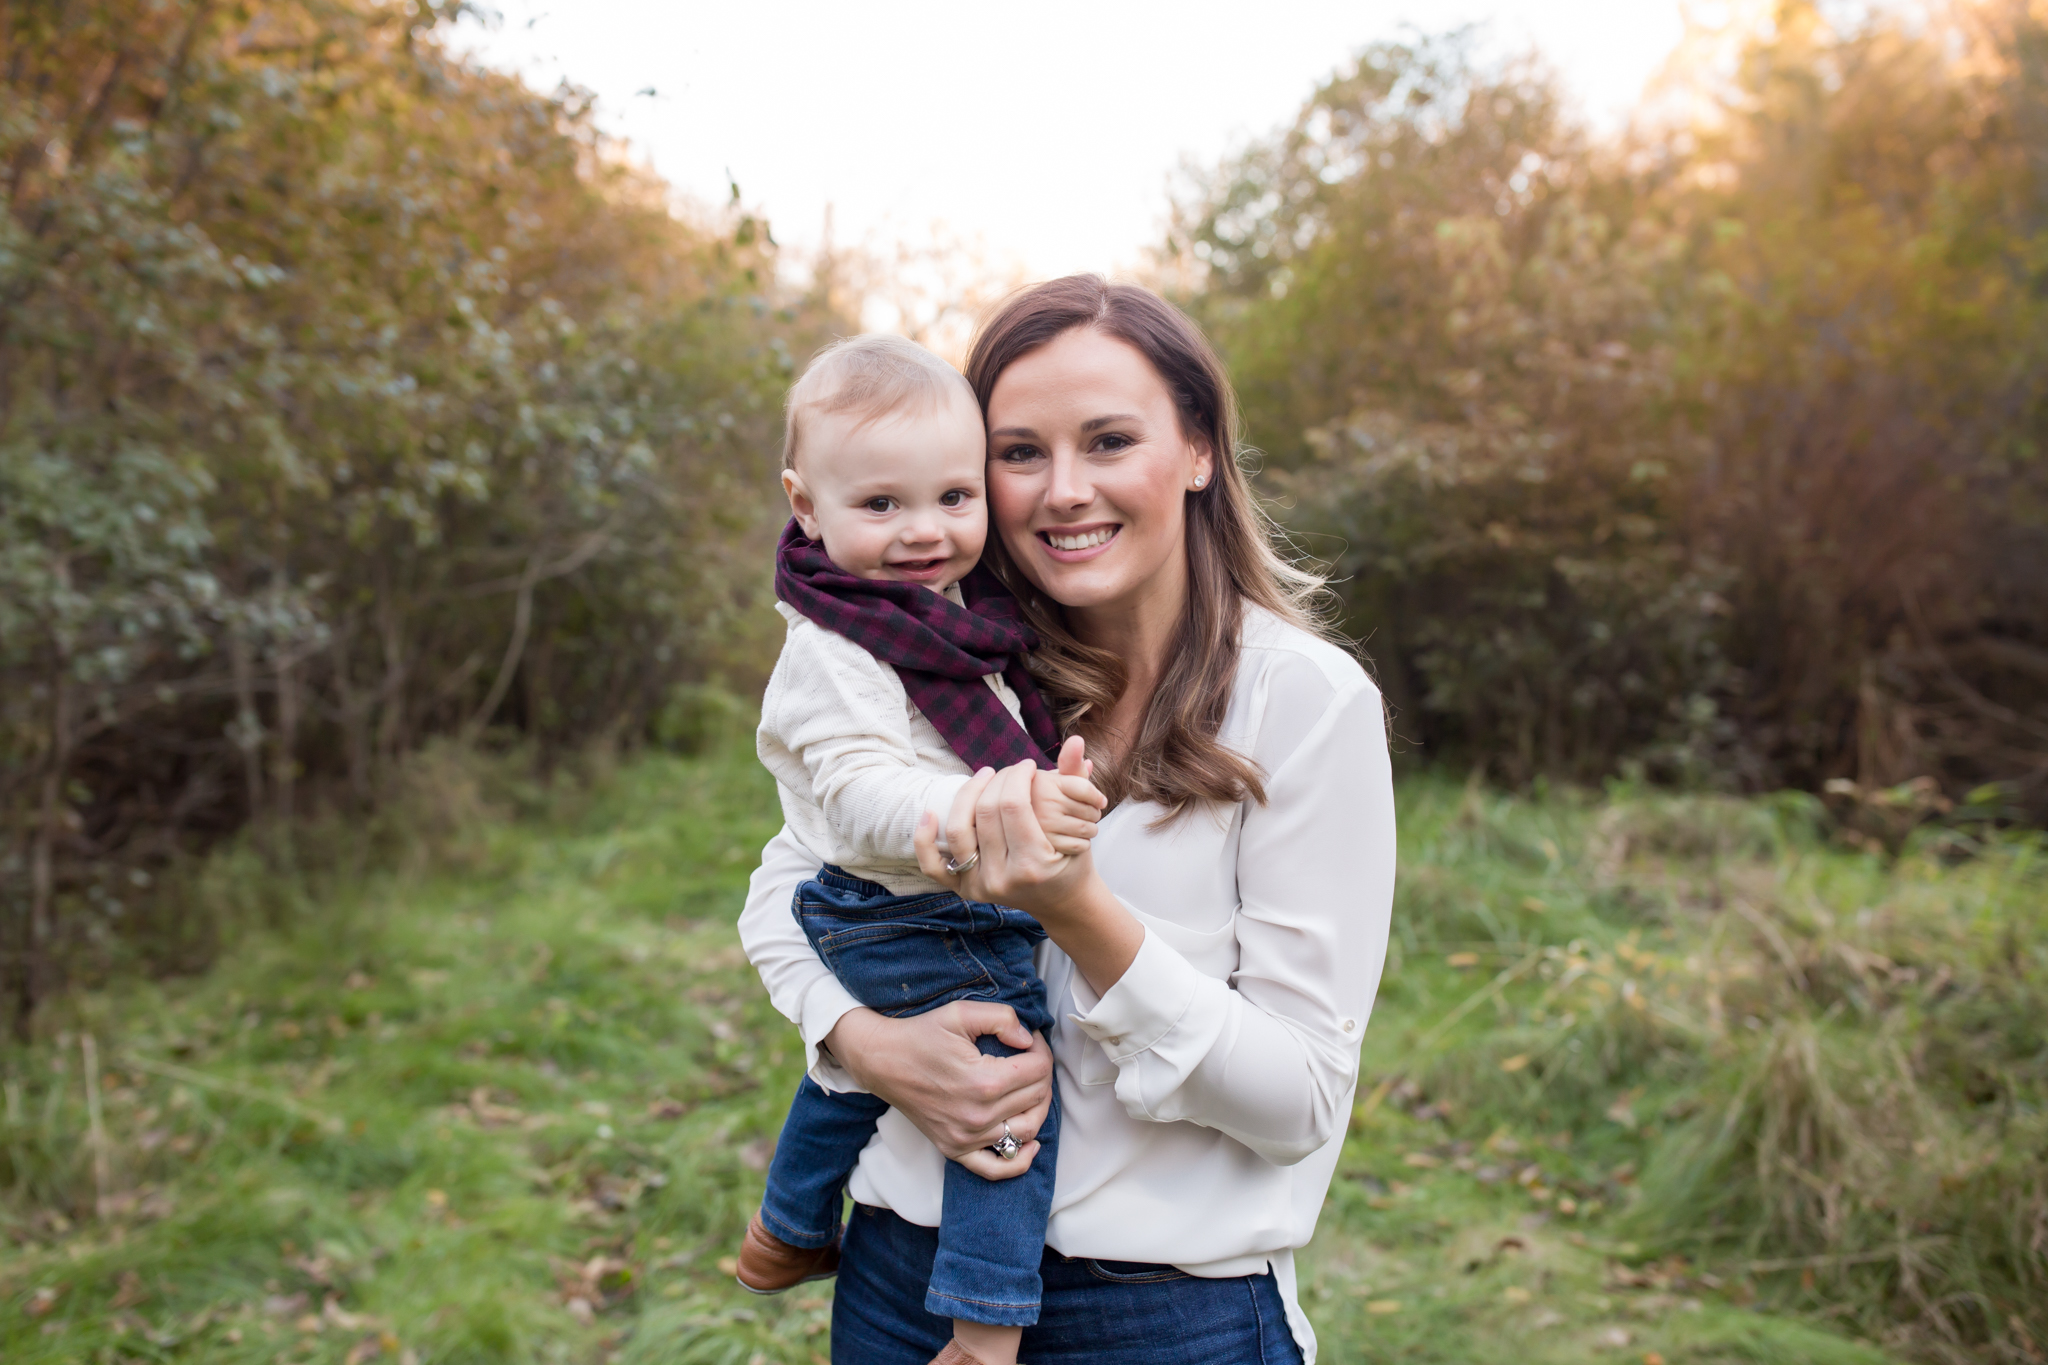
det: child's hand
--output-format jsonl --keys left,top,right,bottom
{"left": 1033, "top": 736, "right": 1107, "bottom": 857}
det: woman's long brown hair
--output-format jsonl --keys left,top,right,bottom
{"left": 965, "top": 276, "right": 1334, "bottom": 818}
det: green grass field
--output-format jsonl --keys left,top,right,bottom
{"left": 3, "top": 741, "right": 2041, "bottom": 1364}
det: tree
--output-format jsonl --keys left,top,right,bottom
{"left": 1174, "top": 7, "right": 2048, "bottom": 809}
{"left": 0, "top": 0, "right": 837, "bottom": 1034}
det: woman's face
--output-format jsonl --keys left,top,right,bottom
{"left": 985, "top": 328, "right": 1213, "bottom": 623}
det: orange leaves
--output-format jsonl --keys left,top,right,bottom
{"left": 552, "top": 1253, "right": 636, "bottom": 1325}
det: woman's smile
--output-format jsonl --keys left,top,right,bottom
{"left": 1037, "top": 523, "right": 1122, "bottom": 559}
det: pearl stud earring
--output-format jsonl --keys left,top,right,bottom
{"left": 1193, "top": 475, "right": 1206, "bottom": 488}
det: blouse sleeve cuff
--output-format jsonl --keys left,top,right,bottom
{"left": 799, "top": 975, "right": 869, "bottom": 1094}
{"left": 1069, "top": 925, "right": 1203, "bottom": 1063}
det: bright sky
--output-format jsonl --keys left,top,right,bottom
{"left": 454, "top": 1, "right": 1686, "bottom": 286}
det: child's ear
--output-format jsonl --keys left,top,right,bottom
{"left": 782, "top": 469, "right": 822, "bottom": 539}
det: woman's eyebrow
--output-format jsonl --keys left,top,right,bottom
{"left": 1081, "top": 413, "right": 1141, "bottom": 432}
{"left": 988, "top": 425, "right": 1038, "bottom": 439}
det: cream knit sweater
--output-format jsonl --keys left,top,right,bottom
{"left": 755, "top": 594, "right": 1026, "bottom": 896}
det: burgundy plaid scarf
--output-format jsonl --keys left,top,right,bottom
{"left": 774, "top": 521, "right": 1060, "bottom": 772}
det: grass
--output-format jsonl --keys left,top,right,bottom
{"left": 2, "top": 742, "right": 2041, "bottom": 1364}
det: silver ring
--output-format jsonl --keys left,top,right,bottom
{"left": 945, "top": 850, "right": 980, "bottom": 877}
{"left": 992, "top": 1121, "right": 1020, "bottom": 1160}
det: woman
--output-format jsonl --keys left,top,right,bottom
{"left": 737, "top": 276, "right": 1395, "bottom": 1365}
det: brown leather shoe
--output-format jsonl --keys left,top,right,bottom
{"left": 734, "top": 1210, "right": 840, "bottom": 1294}
{"left": 930, "top": 1341, "right": 994, "bottom": 1365}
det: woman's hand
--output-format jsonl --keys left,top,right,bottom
{"left": 918, "top": 740, "right": 1096, "bottom": 921}
{"left": 820, "top": 1002, "right": 1053, "bottom": 1181}
{"left": 917, "top": 737, "right": 1147, "bottom": 996}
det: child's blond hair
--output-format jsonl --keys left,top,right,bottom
{"left": 782, "top": 334, "right": 976, "bottom": 470}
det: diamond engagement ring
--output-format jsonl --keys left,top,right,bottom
{"left": 992, "top": 1121, "right": 1021, "bottom": 1160}
{"left": 945, "top": 850, "right": 980, "bottom": 876}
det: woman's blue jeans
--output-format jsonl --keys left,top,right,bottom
{"left": 830, "top": 1203, "right": 1306, "bottom": 1364}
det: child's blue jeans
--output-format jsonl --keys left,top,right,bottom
{"left": 757, "top": 864, "right": 1060, "bottom": 1327}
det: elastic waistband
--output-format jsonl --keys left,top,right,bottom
{"left": 815, "top": 863, "right": 896, "bottom": 899}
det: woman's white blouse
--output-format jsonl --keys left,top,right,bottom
{"left": 736, "top": 607, "right": 1395, "bottom": 1364}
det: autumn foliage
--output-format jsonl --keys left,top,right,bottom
{"left": 1176, "top": 3, "right": 2048, "bottom": 813}
{"left": 6, "top": 0, "right": 2048, "bottom": 1039}
{"left": 0, "top": 0, "right": 834, "bottom": 1031}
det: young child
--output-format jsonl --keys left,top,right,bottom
{"left": 738, "top": 334, "right": 1105, "bottom": 1365}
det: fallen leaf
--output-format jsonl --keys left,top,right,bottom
{"left": 110, "top": 1270, "right": 147, "bottom": 1309}
{"left": 288, "top": 1252, "right": 336, "bottom": 1287}
{"left": 1446, "top": 952, "right": 1480, "bottom": 968}
{"left": 26, "top": 1287, "right": 60, "bottom": 1317}
{"left": 584, "top": 1255, "right": 634, "bottom": 1297}
{"left": 646, "top": 1099, "right": 688, "bottom": 1120}
{"left": 465, "top": 1087, "right": 525, "bottom": 1127}
{"left": 1500, "top": 1054, "right": 1531, "bottom": 1073}
{"left": 716, "top": 1256, "right": 740, "bottom": 1277}
{"left": 1503, "top": 1286, "right": 1532, "bottom": 1304}
{"left": 564, "top": 1296, "right": 595, "bottom": 1325}
{"left": 1598, "top": 1327, "right": 1633, "bottom": 1348}
{"left": 1402, "top": 1151, "right": 1441, "bottom": 1168}
{"left": 1643, "top": 1354, "right": 1667, "bottom": 1365}
{"left": 1365, "top": 1299, "right": 1402, "bottom": 1314}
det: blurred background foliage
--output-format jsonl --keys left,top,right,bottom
{"left": 0, "top": 0, "right": 842, "bottom": 1034}
{"left": 2, "top": 0, "right": 2045, "bottom": 1046}
{"left": 1173, "top": 1, "right": 2048, "bottom": 810}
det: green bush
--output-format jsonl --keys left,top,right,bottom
{"left": 0, "top": 0, "right": 841, "bottom": 1032}
{"left": 1175, "top": 11, "right": 2048, "bottom": 809}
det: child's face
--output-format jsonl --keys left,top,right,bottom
{"left": 783, "top": 391, "right": 988, "bottom": 592}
